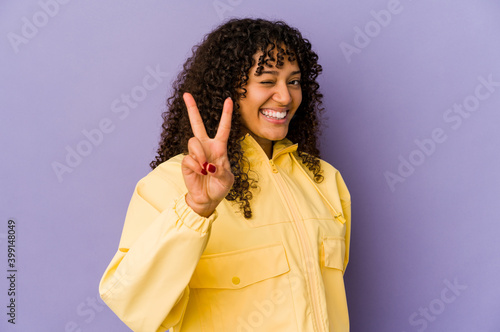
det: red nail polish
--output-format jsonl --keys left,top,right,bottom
{"left": 207, "top": 164, "right": 216, "bottom": 173}
{"left": 201, "top": 169, "right": 208, "bottom": 175}
{"left": 202, "top": 162, "right": 208, "bottom": 170}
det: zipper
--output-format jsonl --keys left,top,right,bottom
{"left": 289, "top": 154, "right": 346, "bottom": 225}
{"left": 268, "top": 158, "right": 326, "bottom": 332}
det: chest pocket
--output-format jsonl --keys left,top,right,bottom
{"left": 187, "top": 243, "right": 295, "bottom": 331}
{"left": 190, "top": 242, "right": 290, "bottom": 289}
{"left": 321, "top": 237, "right": 346, "bottom": 273}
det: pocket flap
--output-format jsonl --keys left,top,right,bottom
{"left": 322, "top": 237, "right": 346, "bottom": 271}
{"left": 190, "top": 243, "right": 290, "bottom": 289}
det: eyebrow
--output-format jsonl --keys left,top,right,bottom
{"left": 259, "top": 70, "right": 301, "bottom": 76}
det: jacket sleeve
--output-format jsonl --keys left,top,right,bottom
{"left": 335, "top": 170, "right": 351, "bottom": 273}
{"left": 99, "top": 167, "right": 217, "bottom": 332}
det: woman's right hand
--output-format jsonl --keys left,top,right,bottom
{"left": 181, "top": 92, "right": 235, "bottom": 217}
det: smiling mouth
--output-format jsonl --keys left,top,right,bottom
{"left": 260, "top": 109, "right": 288, "bottom": 120}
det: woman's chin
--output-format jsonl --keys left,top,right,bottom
{"left": 261, "top": 131, "right": 289, "bottom": 142}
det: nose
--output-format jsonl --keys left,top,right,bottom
{"left": 272, "top": 82, "right": 292, "bottom": 105}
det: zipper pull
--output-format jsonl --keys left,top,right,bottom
{"left": 334, "top": 213, "right": 346, "bottom": 224}
{"left": 269, "top": 160, "right": 278, "bottom": 173}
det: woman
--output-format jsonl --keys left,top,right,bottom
{"left": 99, "top": 18, "right": 351, "bottom": 332}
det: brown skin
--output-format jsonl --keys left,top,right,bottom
{"left": 182, "top": 93, "right": 234, "bottom": 217}
{"left": 151, "top": 18, "right": 325, "bottom": 219}
{"left": 238, "top": 53, "right": 302, "bottom": 158}
{"left": 182, "top": 55, "right": 302, "bottom": 217}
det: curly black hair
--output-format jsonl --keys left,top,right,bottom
{"left": 150, "top": 18, "right": 325, "bottom": 218}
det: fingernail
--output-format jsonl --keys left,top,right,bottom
{"left": 201, "top": 169, "right": 208, "bottom": 175}
{"left": 207, "top": 164, "right": 216, "bottom": 174}
{"left": 202, "top": 162, "right": 208, "bottom": 170}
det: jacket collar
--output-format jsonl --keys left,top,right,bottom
{"left": 240, "top": 133, "right": 298, "bottom": 162}
{"left": 239, "top": 134, "right": 346, "bottom": 224}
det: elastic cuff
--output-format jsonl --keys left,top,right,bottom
{"left": 173, "top": 194, "right": 218, "bottom": 234}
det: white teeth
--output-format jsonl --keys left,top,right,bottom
{"left": 261, "top": 109, "right": 287, "bottom": 120}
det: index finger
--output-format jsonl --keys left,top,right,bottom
{"left": 183, "top": 92, "right": 208, "bottom": 138}
{"left": 215, "top": 97, "right": 233, "bottom": 142}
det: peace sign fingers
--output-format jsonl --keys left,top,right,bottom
{"left": 183, "top": 92, "right": 208, "bottom": 139}
{"left": 215, "top": 97, "right": 233, "bottom": 143}
{"left": 181, "top": 92, "right": 235, "bottom": 217}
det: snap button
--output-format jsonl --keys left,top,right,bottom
{"left": 269, "top": 160, "right": 279, "bottom": 173}
{"left": 232, "top": 276, "right": 240, "bottom": 285}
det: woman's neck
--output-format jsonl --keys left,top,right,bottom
{"left": 243, "top": 130, "right": 273, "bottom": 159}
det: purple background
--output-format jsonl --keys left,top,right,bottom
{"left": 1, "top": 0, "right": 499, "bottom": 331}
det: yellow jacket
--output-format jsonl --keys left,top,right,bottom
{"left": 99, "top": 134, "right": 351, "bottom": 332}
